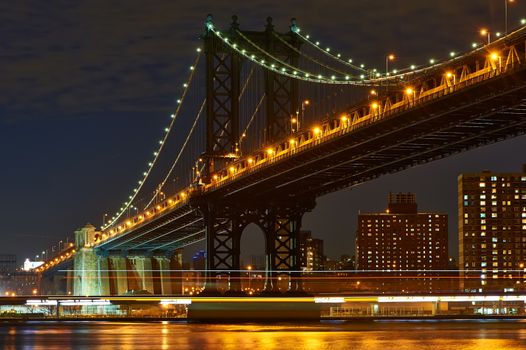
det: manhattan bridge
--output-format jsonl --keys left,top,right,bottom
{"left": 34, "top": 15, "right": 526, "bottom": 296}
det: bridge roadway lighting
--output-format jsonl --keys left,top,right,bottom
{"left": 386, "top": 54, "right": 395, "bottom": 76}
{"left": 290, "top": 116, "right": 298, "bottom": 133}
{"left": 505, "top": 0, "right": 515, "bottom": 34}
{"left": 445, "top": 71, "right": 456, "bottom": 85}
{"left": 405, "top": 87, "right": 416, "bottom": 103}
{"left": 480, "top": 28, "right": 491, "bottom": 45}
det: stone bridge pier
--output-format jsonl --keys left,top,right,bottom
{"left": 72, "top": 224, "right": 183, "bottom": 296}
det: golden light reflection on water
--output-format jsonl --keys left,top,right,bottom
{"left": 1, "top": 321, "right": 526, "bottom": 350}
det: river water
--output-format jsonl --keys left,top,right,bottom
{"left": 1, "top": 320, "right": 526, "bottom": 349}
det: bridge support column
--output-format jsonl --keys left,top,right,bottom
{"left": 202, "top": 204, "right": 244, "bottom": 295}
{"left": 73, "top": 223, "right": 110, "bottom": 296}
{"left": 261, "top": 203, "right": 312, "bottom": 294}
{"left": 109, "top": 256, "right": 128, "bottom": 295}
{"left": 201, "top": 198, "right": 314, "bottom": 295}
{"left": 171, "top": 249, "right": 184, "bottom": 295}
{"left": 154, "top": 257, "right": 172, "bottom": 295}
{"left": 133, "top": 257, "right": 154, "bottom": 294}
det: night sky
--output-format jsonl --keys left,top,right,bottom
{"left": 1, "top": 1, "right": 526, "bottom": 264}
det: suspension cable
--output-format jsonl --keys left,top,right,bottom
{"left": 102, "top": 51, "right": 202, "bottom": 230}
{"left": 272, "top": 32, "right": 357, "bottom": 76}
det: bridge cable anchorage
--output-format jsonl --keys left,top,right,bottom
{"left": 144, "top": 97, "right": 206, "bottom": 209}
{"left": 101, "top": 49, "right": 203, "bottom": 231}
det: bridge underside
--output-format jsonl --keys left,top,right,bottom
{"left": 96, "top": 206, "right": 204, "bottom": 254}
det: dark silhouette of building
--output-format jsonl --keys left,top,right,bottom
{"left": 356, "top": 193, "right": 448, "bottom": 293}
{"left": 0, "top": 254, "right": 16, "bottom": 275}
{"left": 459, "top": 165, "right": 526, "bottom": 292}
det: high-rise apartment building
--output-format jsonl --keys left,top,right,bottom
{"left": 458, "top": 165, "right": 526, "bottom": 292}
{"left": 356, "top": 193, "right": 448, "bottom": 292}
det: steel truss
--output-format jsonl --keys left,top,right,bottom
{"left": 201, "top": 197, "right": 315, "bottom": 293}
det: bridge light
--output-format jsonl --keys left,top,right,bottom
{"left": 371, "top": 102, "right": 379, "bottom": 110}
{"left": 472, "top": 42, "right": 478, "bottom": 48}
{"left": 496, "top": 32, "right": 502, "bottom": 38}
{"left": 405, "top": 87, "right": 414, "bottom": 96}
{"left": 370, "top": 89, "right": 377, "bottom": 96}
{"left": 449, "top": 51, "right": 456, "bottom": 57}
{"left": 156, "top": 205, "right": 162, "bottom": 210}
{"left": 445, "top": 71, "right": 453, "bottom": 78}
{"left": 303, "top": 99, "right": 310, "bottom": 106}
{"left": 212, "top": 174, "right": 219, "bottom": 180}
{"left": 247, "top": 157, "right": 254, "bottom": 164}
{"left": 312, "top": 127, "right": 321, "bottom": 135}
{"left": 490, "top": 52, "right": 500, "bottom": 61}
{"left": 126, "top": 221, "right": 132, "bottom": 227}
{"left": 266, "top": 148, "right": 274, "bottom": 156}
{"left": 410, "top": 65, "right": 416, "bottom": 70}
{"left": 388, "top": 54, "right": 395, "bottom": 61}
{"left": 229, "top": 166, "right": 236, "bottom": 173}
{"left": 180, "top": 192, "right": 186, "bottom": 198}
{"left": 480, "top": 28, "right": 488, "bottom": 36}
{"left": 340, "top": 114, "right": 348, "bottom": 122}
{"left": 291, "top": 117, "right": 297, "bottom": 124}
{"left": 289, "top": 138, "right": 296, "bottom": 145}
{"left": 522, "top": 18, "right": 526, "bottom": 25}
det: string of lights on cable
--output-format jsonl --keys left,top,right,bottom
{"left": 101, "top": 49, "right": 203, "bottom": 230}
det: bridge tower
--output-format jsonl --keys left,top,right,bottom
{"left": 201, "top": 16, "right": 310, "bottom": 294}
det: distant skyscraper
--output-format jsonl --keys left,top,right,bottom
{"left": 299, "top": 231, "right": 325, "bottom": 271}
{"left": 458, "top": 165, "right": 526, "bottom": 292}
{"left": 356, "top": 193, "right": 448, "bottom": 292}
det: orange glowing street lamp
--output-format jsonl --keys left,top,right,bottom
{"left": 386, "top": 54, "right": 395, "bottom": 75}
{"left": 505, "top": 0, "right": 515, "bottom": 34}
{"left": 480, "top": 28, "right": 491, "bottom": 45}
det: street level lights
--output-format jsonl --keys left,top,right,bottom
{"left": 247, "top": 265, "right": 252, "bottom": 292}
{"left": 480, "top": 29, "right": 491, "bottom": 45}
{"left": 505, "top": 0, "right": 515, "bottom": 34}
{"left": 386, "top": 54, "right": 395, "bottom": 76}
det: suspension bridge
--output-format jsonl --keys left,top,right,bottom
{"left": 34, "top": 15, "right": 526, "bottom": 296}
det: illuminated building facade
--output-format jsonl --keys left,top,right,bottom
{"left": 299, "top": 231, "right": 325, "bottom": 271}
{"left": 459, "top": 165, "right": 526, "bottom": 292}
{"left": 356, "top": 193, "right": 448, "bottom": 292}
